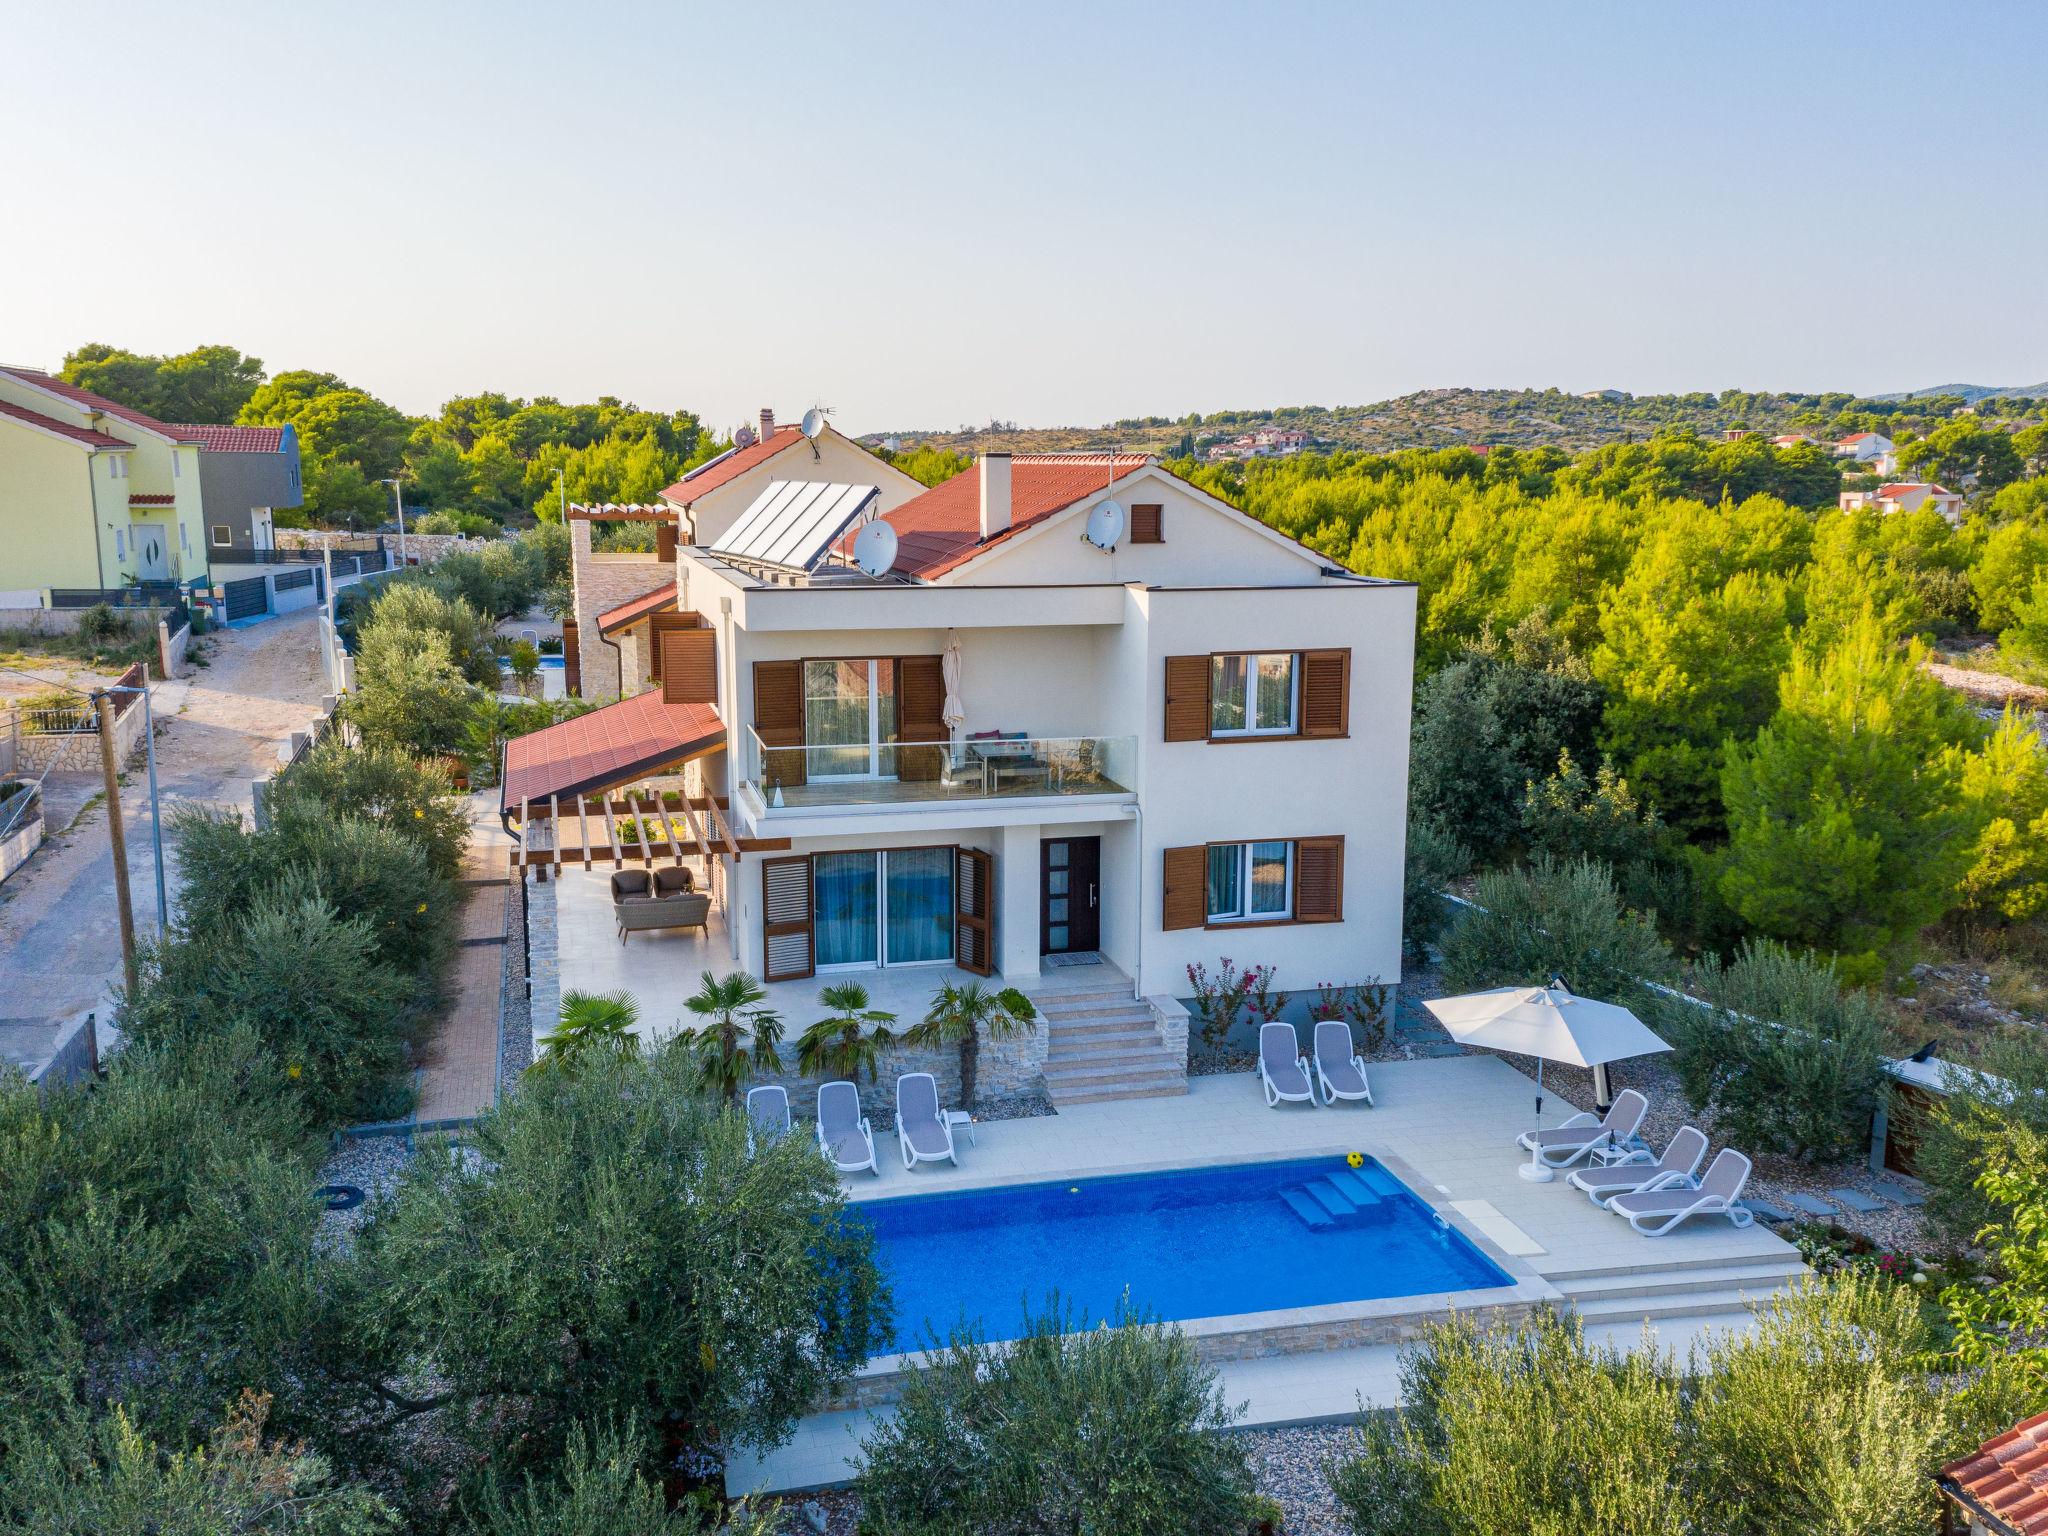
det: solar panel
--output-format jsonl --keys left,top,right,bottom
{"left": 709, "top": 480, "right": 880, "bottom": 573}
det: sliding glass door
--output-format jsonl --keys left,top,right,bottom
{"left": 803, "top": 659, "right": 897, "bottom": 779}
{"left": 813, "top": 847, "right": 954, "bottom": 969}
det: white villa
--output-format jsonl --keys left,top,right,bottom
{"left": 515, "top": 441, "right": 1414, "bottom": 1104}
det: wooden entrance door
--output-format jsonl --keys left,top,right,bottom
{"left": 1040, "top": 835, "right": 1100, "bottom": 955}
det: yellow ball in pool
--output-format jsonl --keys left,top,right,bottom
{"left": 1346, "top": 1152, "right": 1364, "bottom": 1169}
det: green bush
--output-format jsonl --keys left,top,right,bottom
{"left": 344, "top": 627, "right": 480, "bottom": 757}
{"left": 467, "top": 1418, "right": 759, "bottom": 1536}
{"left": 1328, "top": 1307, "right": 1689, "bottom": 1536}
{"left": 172, "top": 803, "right": 453, "bottom": 978}
{"left": 429, "top": 541, "right": 546, "bottom": 622}
{"left": 1656, "top": 939, "right": 1890, "bottom": 1162}
{"left": 854, "top": 1300, "right": 1258, "bottom": 1536}
{"left": 357, "top": 579, "right": 500, "bottom": 686}
{"left": 267, "top": 737, "right": 468, "bottom": 879}
{"left": 1912, "top": 1026, "right": 2048, "bottom": 1245}
{"left": 1403, "top": 811, "right": 1470, "bottom": 959}
{"left": 1439, "top": 854, "right": 1676, "bottom": 1000}
{"left": 121, "top": 891, "right": 418, "bottom": 1125}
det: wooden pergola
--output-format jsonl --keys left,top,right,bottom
{"left": 507, "top": 788, "right": 788, "bottom": 879}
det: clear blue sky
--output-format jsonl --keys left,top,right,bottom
{"left": 5, "top": 1, "right": 2044, "bottom": 436}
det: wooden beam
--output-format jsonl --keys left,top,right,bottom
{"left": 517, "top": 798, "right": 531, "bottom": 875}
{"left": 601, "top": 796, "right": 622, "bottom": 867}
{"left": 523, "top": 792, "right": 733, "bottom": 820}
{"left": 514, "top": 838, "right": 789, "bottom": 871}
{"left": 703, "top": 792, "right": 741, "bottom": 860}
{"left": 625, "top": 789, "right": 660, "bottom": 870}
{"left": 577, "top": 794, "right": 591, "bottom": 870}
{"left": 566, "top": 507, "right": 677, "bottom": 523}
{"left": 675, "top": 793, "right": 715, "bottom": 868}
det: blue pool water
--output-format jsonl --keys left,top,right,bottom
{"left": 854, "top": 1156, "right": 1512, "bottom": 1351}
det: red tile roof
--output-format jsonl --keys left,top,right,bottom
{"left": 880, "top": 454, "right": 1153, "bottom": 578}
{"left": 500, "top": 690, "right": 723, "bottom": 812}
{"left": 596, "top": 584, "right": 678, "bottom": 635}
{"left": 659, "top": 427, "right": 805, "bottom": 504}
{"left": 1878, "top": 482, "right": 1953, "bottom": 498}
{"left": 128, "top": 493, "right": 177, "bottom": 506}
{"left": 0, "top": 396, "right": 130, "bottom": 449}
{"left": 1839, "top": 431, "right": 1880, "bottom": 445}
{"left": 0, "top": 367, "right": 189, "bottom": 441}
{"left": 1942, "top": 1411, "right": 2048, "bottom": 1534}
{"left": 171, "top": 423, "right": 285, "bottom": 453}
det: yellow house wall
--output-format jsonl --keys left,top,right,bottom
{"left": 0, "top": 421, "right": 103, "bottom": 591}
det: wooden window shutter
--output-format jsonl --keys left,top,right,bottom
{"left": 1299, "top": 649, "right": 1350, "bottom": 737}
{"left": 1294, "top": 836, "right": 1345, "bottom": 923}
{"left": 1163, "top": 656, "right": 1210, "bottom": 742}
{"left": 761, "top": 855, "right": 814, "bottom": 980}
{"left": 561, "top": 617, "right": 581, "bottom": 697}
{"left": 1161, "top": 844, "right": 1207, "bottom": 930}
{"left": 647, "top": 610, "right": 703, "bottom": 682}
{"left": 1130, "top": 503, "right": 1163, "bottom": 543}
{"left": 896, "top": 655, "right": 947, "bottom": 783}
{"left": 655, "top": 522, "right": 678, "bottom": 562}
{"left": 659, "top": 627, "right": 716, "bottom": 705}
{"left": 752, "top": 659, "right": 806, "bottom": 788}
{"left": 954, "top": 846, "right": 994, "bottom": 975}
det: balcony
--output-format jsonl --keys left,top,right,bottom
{"left": 742, "top": 728, "right": 1135, "bottom": 813}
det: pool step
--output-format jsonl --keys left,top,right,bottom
{"left": 1278, "top": 1173, "right": 1391, "bottom": 1231}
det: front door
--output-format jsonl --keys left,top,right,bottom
{"left": 1041, "top": 835, "right": 1100, "bottom": 955}
{"left": 133, "top": 524, "right": 170, "bottom": 580}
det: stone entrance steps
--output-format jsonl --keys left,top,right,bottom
{"left": 1545, "top": 1253, "right": 1808, "bottom": 1326}
{"left": 1031, "top": 984, "right": 1189, "bottom": 1108}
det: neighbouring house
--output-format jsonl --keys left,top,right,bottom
{"left": 1203, "top": 426, "right": 1313, "bottom": 463}
{"left": 0, "top": 366, "right": 300, "bottom": 605}
{"left": 505, "top": 448, "right": 1412, "bottom": 1108}
{"left": 1834, "top": 430, "right": 1895, "bottom": 463}
{"left": 1769, "top": 433, "right": 1815, "bottom": 449}
{"left": 175, "top": 423, "right": 303, "bottom": 554}
{"left": 1839, "top": 481, "right": 1965, "bottom": 524}
{"left": 1939, "top": 1410, "right": 2048, "bottom": 1535}
{"left": 564, "top": 408, "right": 924, "bottom": 699}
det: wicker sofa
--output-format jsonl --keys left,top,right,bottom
{"left": 612, "top": 866, "right": 711, "bottom": 941}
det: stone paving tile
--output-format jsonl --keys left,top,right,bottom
{"left": 1829, "top": 1187, "right": 1885, "bottom": 1214}
{"left": 410, "top": 803, "right": 516, "bottom": 1123}
{"left": 1779, "top": 1192, "right": 1837, "bottom": 1216}
{"left": 1871, "top": 1179, "right": 1926, "bottom": 1207}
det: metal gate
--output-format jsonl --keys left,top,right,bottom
{"left": 223, "top": 575, "right": 269, "bottom": 622}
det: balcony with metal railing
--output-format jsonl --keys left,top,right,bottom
{"left": 742, "top": 728, "right": 1135, "bottom": 813}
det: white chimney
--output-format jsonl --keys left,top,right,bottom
{"left": 978, "top": 451, "right": 1012, "bottom": 541}
{"left": 759, "top": 407, "right": 775, "bottom": 443}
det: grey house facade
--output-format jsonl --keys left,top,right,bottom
{"left": 172, "top": 423, "right": 303, "bottom": 552}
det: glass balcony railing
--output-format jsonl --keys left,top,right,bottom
{"left": 744, "top": 729, "right": 1135, "bottom": 809}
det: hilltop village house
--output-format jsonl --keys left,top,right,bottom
{"left": 516, "top": 430, "right": 1411, "bottom": 1108}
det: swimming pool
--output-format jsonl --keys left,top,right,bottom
{"left": 854, "top": 1155, "right": 1513, "bottom": 1352}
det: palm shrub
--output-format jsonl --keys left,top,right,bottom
{"left": 906, "top": 981, "right": 1036, "bottom": 1107}
{"left": 1655, "top": 938, "right": 1890, "bottom": 1162}
{"left": 1328, "top": 1307, "right": 1691, "bottom": 1536}
{"left": 539, "top": 990, "right": 641, "bottom": 1077}
{"left": 1439, "top": 853, "right": 1676, "bottom": 1000}
{"left": 359, "top": 1048, "right": 887, "bottom": 1484}
{"left": 795, "top": 982, "right": 897, "bottom": 1084}
{"left": 680, "top": 970, "right": 784, "bottom": 1104}
{"left": 267, "top": 736, "right": 468, "bottom": 879}
{"left": 853, "top": 1300, "right": 1258, "bottom": 1536}
{"left": 1687, "top": 1276, "right": 1954, "bottom": 1536}
{"left": 121, "top": 891, "right": 418, "bottom": 1125}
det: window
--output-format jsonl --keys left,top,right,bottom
{"left": 114, "top": 529, "right": 126, "bottom": 560}
{"left": 212, "top": 525, "right": 232, "bottom": 547}
{"left": 1210, "top": 653, "right": 1297, "bottom": 736}
{"left": 1206, "top": 840, "right": 1293, "bottom": 922}
{"left": 172, "top": 454, "right": 181, "bottom": 478}
{"left": 179, "top": 523, "right": 190, "bottom": 553}
{"left": 1130, "top": 503, "right": 1163, "bottom": 543}
{"left": 803, "top": 659, "right": 897, "bottom": 778}
{"left": 814, "top": 847, "right": 954, "bottom": 968}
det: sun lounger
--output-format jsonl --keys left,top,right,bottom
{"left": 1516, "top": 1087, "right": 1647, "bottom": 1169}
{"left": 1607, "top": 1148, "right": 1755, "bottom": 1235}
{"left": 816, "top": 1080, "right": 877, "bottom": 1176}
{"left": 1567, "top": 1124, "right": 1707, "bottom": 1206}
{"left": 1312, "top": 1021, "right": 1373, "bottom": 1106}
{"left": 745, "top": 1084, "right": 790, "bottom": 1153}
{"left": 1259, "top": 1022, "right": 1315, "bottom": 1108}
{"left": 897, "top": 1071, "right": 958, "bottom": 1170}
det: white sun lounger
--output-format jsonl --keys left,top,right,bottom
{"left": 1568, "top": 1125, "right": 1707, "bottom": 1206}
{"left": 897, "top": 1071, "right": 958, "bottom": 1170}
{"left": 1607, "top": 1148, "right": 1755, "bottom": 1235}
{"left": 1312, "top": 1020, "right": 1373, "bottom": 1106}
{"left": 816, "top": 1080, "right": 877, "bottom": 1176}
{"left": 1516, "top": 1087, "right": 1648, "bottom": 1170}
{"left": 1259, "top": 1022, "right": 1315, "bottom": 1108}
{"left": 745, "top": 1084, "right": 791, "bottom": 1153}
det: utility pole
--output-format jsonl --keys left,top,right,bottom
{"left": 97, "top": 690, "right": 139, "bottom": 997}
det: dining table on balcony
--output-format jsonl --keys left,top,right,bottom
{"left": 963, "top": 739, "right": 1052, "bottom": 795}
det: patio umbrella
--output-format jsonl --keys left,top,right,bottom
{"left": 940, "top": 630, "right": 965, "bottom": 731}
{"left": 1422, "top": 980, "right": 1670, "bottom": 1182}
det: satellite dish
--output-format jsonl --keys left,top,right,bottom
{"left": 1083, "top": 498, "right": 1125, "bottom": 552}
{"left": 734, "top": 424, "right": 757, "bottom": 448}
{"left": 852, "top": 519, "right": 899, "bottom": 578}
{"left": 801, "top": 408, "right": 826, "bottom": 440}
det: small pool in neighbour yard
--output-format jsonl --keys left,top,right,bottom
{"left": 854, "top": 1156, "right": 1512, "bottom": 1352}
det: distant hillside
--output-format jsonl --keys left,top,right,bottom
{"left": 1877, "top": 382, "right": 2048, "bottom": 404}
{"left": 862, "top": 386, "right": 1969, "bottom": 458}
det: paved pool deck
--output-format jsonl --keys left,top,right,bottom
{"left": 728, "top": 1054, "right": 1799, "bottom": 1495}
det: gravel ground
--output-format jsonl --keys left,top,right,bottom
{"left": 315, "top": 1135, "right": 416, "bottom": 1250}
{"left": 497, "top": 876, "right": 533, "bottom": 1086}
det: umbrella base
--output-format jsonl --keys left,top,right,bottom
{"left": 1518, "top": 1160, "right": 1556, "bottom": 1183}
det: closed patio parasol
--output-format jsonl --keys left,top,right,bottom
{"left": 941, "top": 629, "right": 965, "bottom": 730}
{"left": 1422, "top": 979, "right": 1670, "bottom": 1182}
